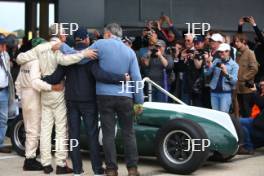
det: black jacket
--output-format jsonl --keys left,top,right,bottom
{"left": 43, "top": 43, "right": 125, "bottom": 102}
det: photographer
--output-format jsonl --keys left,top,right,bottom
{"left": 174, "top": 34, "right": 195, "bottom": 104}
{"left": 204, "top": 43, "right": 239, "bottom": 113}
{"left": 234, "top": 33, "right": 258, "bottom": 117}
{"left": 191, "top": 36, "right": 209, "bottom": 106}
{"left": 142, "top": 40, "right": 173, "bottom": 102}
{"left": 168, "top": 40, "right": 184, "bottom": 99}
{"left": 238, "top": 16, "right": 264, "bottom": 82}
{"left": 139, "top": 28, "right": 158, "bottom": 77}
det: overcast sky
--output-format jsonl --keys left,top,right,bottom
{"left": 0, "top": 2, "right": 54, "bottom": 32}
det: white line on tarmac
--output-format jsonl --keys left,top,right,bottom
{"left": 0, "top": 155, "right": 19, "bottom": 160}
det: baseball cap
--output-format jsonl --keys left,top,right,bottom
{"left": 74, "top": 27, "right": 89, "bottom": 41}
{"left": 193, "top": 35, "right": 205, "bottom": 43}
{"left": 0, "top": 35, "right": 6, "bottom": 44}
{"left": 217, "top": 43, "right": 231, "bottom": 51}
{"left": 155, "top": 40, "right": 166, "bottom": 47}
{"left": 210, "top": 33, "right": 224, "bottom": 42}
{"left": 32, "top": 37, "right": 46, "bottom": 47}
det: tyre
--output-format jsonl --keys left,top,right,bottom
{"left": 156, "top": 118, "right": 210, "bottom": 174}
{"left": 10, "top": 116, "right": 26, "bottom": 156}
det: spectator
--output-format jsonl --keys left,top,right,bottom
{"left": 142, "top": 40, "right": 173, "bottom": 102}
{"left": 175, "top": 33, "right": 195, "bottom": 104}
{"left": 209, "top": 33, "right": 224, "bottom": 60}
{"left": 191, "top": 35, "right": 209, "bottom": 107}
{"left": 0, "top": 34, "right": 15, "bottom": 153}
{"left": 238, "top": 16, "right": 264, "bottom": 83}
{"left": 234, "top": 33, "right": 258, "bottom": 117}
{"left": 169, "top": 40, "right": 184, "bottom": 98}
{"left": 139, "top": 29, "right": 158, "bottom": 77}
{"left": 204, "top": 43, "right": 239, "bottom": 113}
{"left": 156, "top": 15, "right": 182, "bottom": 46}
{"left": 238, "top": 77, "right": 264, "bottom": 155}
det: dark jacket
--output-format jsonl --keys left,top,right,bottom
{"left": 43, "top": 43, "right": 125, "bottom": 102}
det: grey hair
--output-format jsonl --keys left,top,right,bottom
{"left": 49, "top": 23, "right": 65, "bottom": 38}
{"left": 104, "top": 23, "right": 123, "bottom": 38}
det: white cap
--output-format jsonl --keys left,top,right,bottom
{"left": 217, "top": 43, "right": 231, "bottom": 51}
{"left": 210, "top": 33, "right": 224, "bottom": 42}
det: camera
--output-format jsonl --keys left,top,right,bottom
{"left": 243, "top": 16, "right": 250, "bottom": 22}
{"left": 194, "top": 50, "right": 205, "bottom": 60}
{"left": 216, "top": 62, "right": 222, "bottom": 68}
{"left": 150, "top": 48, "right": 158, "bottom": 57}
{"left": 245, "top": 80, "right": 255, "bottom": 88}
{"left": 186, "top": 49, "right": 195, "bottom": 54}
{"left": 166, "top": 46, "right": 177, "bottom": 56}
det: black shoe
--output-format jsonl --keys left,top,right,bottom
{"left": 23, "top": 158, "right": 43, "bottom": 171}
{"left": 43, "top": 165, "right": 53, "bottom": 174}
{"left": 56, "top": 165, "right": 73, "bottom": 175}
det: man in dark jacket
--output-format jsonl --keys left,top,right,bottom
{"left": 43, "top": 28, "right": 129, "bottom": 176}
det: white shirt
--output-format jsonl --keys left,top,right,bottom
{"left": 0, "top": 52, "right": 8, "bottom": 88}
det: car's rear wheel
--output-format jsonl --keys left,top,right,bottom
{"left": 156, "top": 118, "right": 210, "bottom": 174}
{"left": 10, "top": 116, "right": 25, "bottom": 156}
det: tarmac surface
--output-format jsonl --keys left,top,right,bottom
{"left": 0, "top": 139, "right": 264, "bottom": 176}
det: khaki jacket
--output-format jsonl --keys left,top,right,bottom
{"left": 237, "top": 47, "right": 258, "bottom": 94}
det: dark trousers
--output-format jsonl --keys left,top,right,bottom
{"left": 66, "top": 101, "right": 103, "bottom": 174}
{"left": 237, "top": 93, "right": 254, "bottom": 117}
{"left": 97, "top": 95, "right": 138, "bottom": 170}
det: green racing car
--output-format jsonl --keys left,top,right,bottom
{"left": 7, "top": 77, "right": 239, "bottom": 174}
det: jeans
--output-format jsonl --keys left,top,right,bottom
{"left": 211, "top": 92, "right": 231, "bottom": 113}
{"left": 97, "top": 95, "right": 138, "bottom": 170}
{"left": 237, "top": 93, "right": 254, "bottom": 117}
{"left": 66, "top": 101, "right": 103, "bottom": 174}
{"left": 240, "top": 118, "right": 254, "bottom": 150}
{"left": 0, "top": 88, "right": 8, "bottom": 148}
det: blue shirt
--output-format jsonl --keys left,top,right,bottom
{"left": 64, "top": 37, "right": 144, "bottom": 104}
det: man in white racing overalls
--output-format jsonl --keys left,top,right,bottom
{"left": 16, "top": 25, "right": 97, "bottom": 174}
{"left": 15, "top": 37, "right": 65, "bottom": 171}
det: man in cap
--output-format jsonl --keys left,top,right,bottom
{"left": 143, "top": 39, "right": 173, "bottom": 102}
{"left": 16, "top": 24, "right": 97, "bottom": 174}
{"left": 204, "top": 43, "right": 239, "bottom": 112}
{"left": 0, "top": 34, "right": 15, "bottom": 153}
{"left": 42, "top": 27, "right": 130, "bottom": 176}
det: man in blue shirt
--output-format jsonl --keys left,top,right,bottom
{"left": 43, "top": 27, "right": 130, "bottom": 176}
{"left": 89, "top": 23, "right": 143, "bottom": 176}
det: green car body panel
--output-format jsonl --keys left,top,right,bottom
{"left": 79, "top": 102, "right": 238, "bottom": 157}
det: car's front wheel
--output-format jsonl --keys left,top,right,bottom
{"left": 156, "top": 118, "right": 210, "bottom": 174}
{"left": 10, "top": 116, "right": 25, "bottom": 156}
